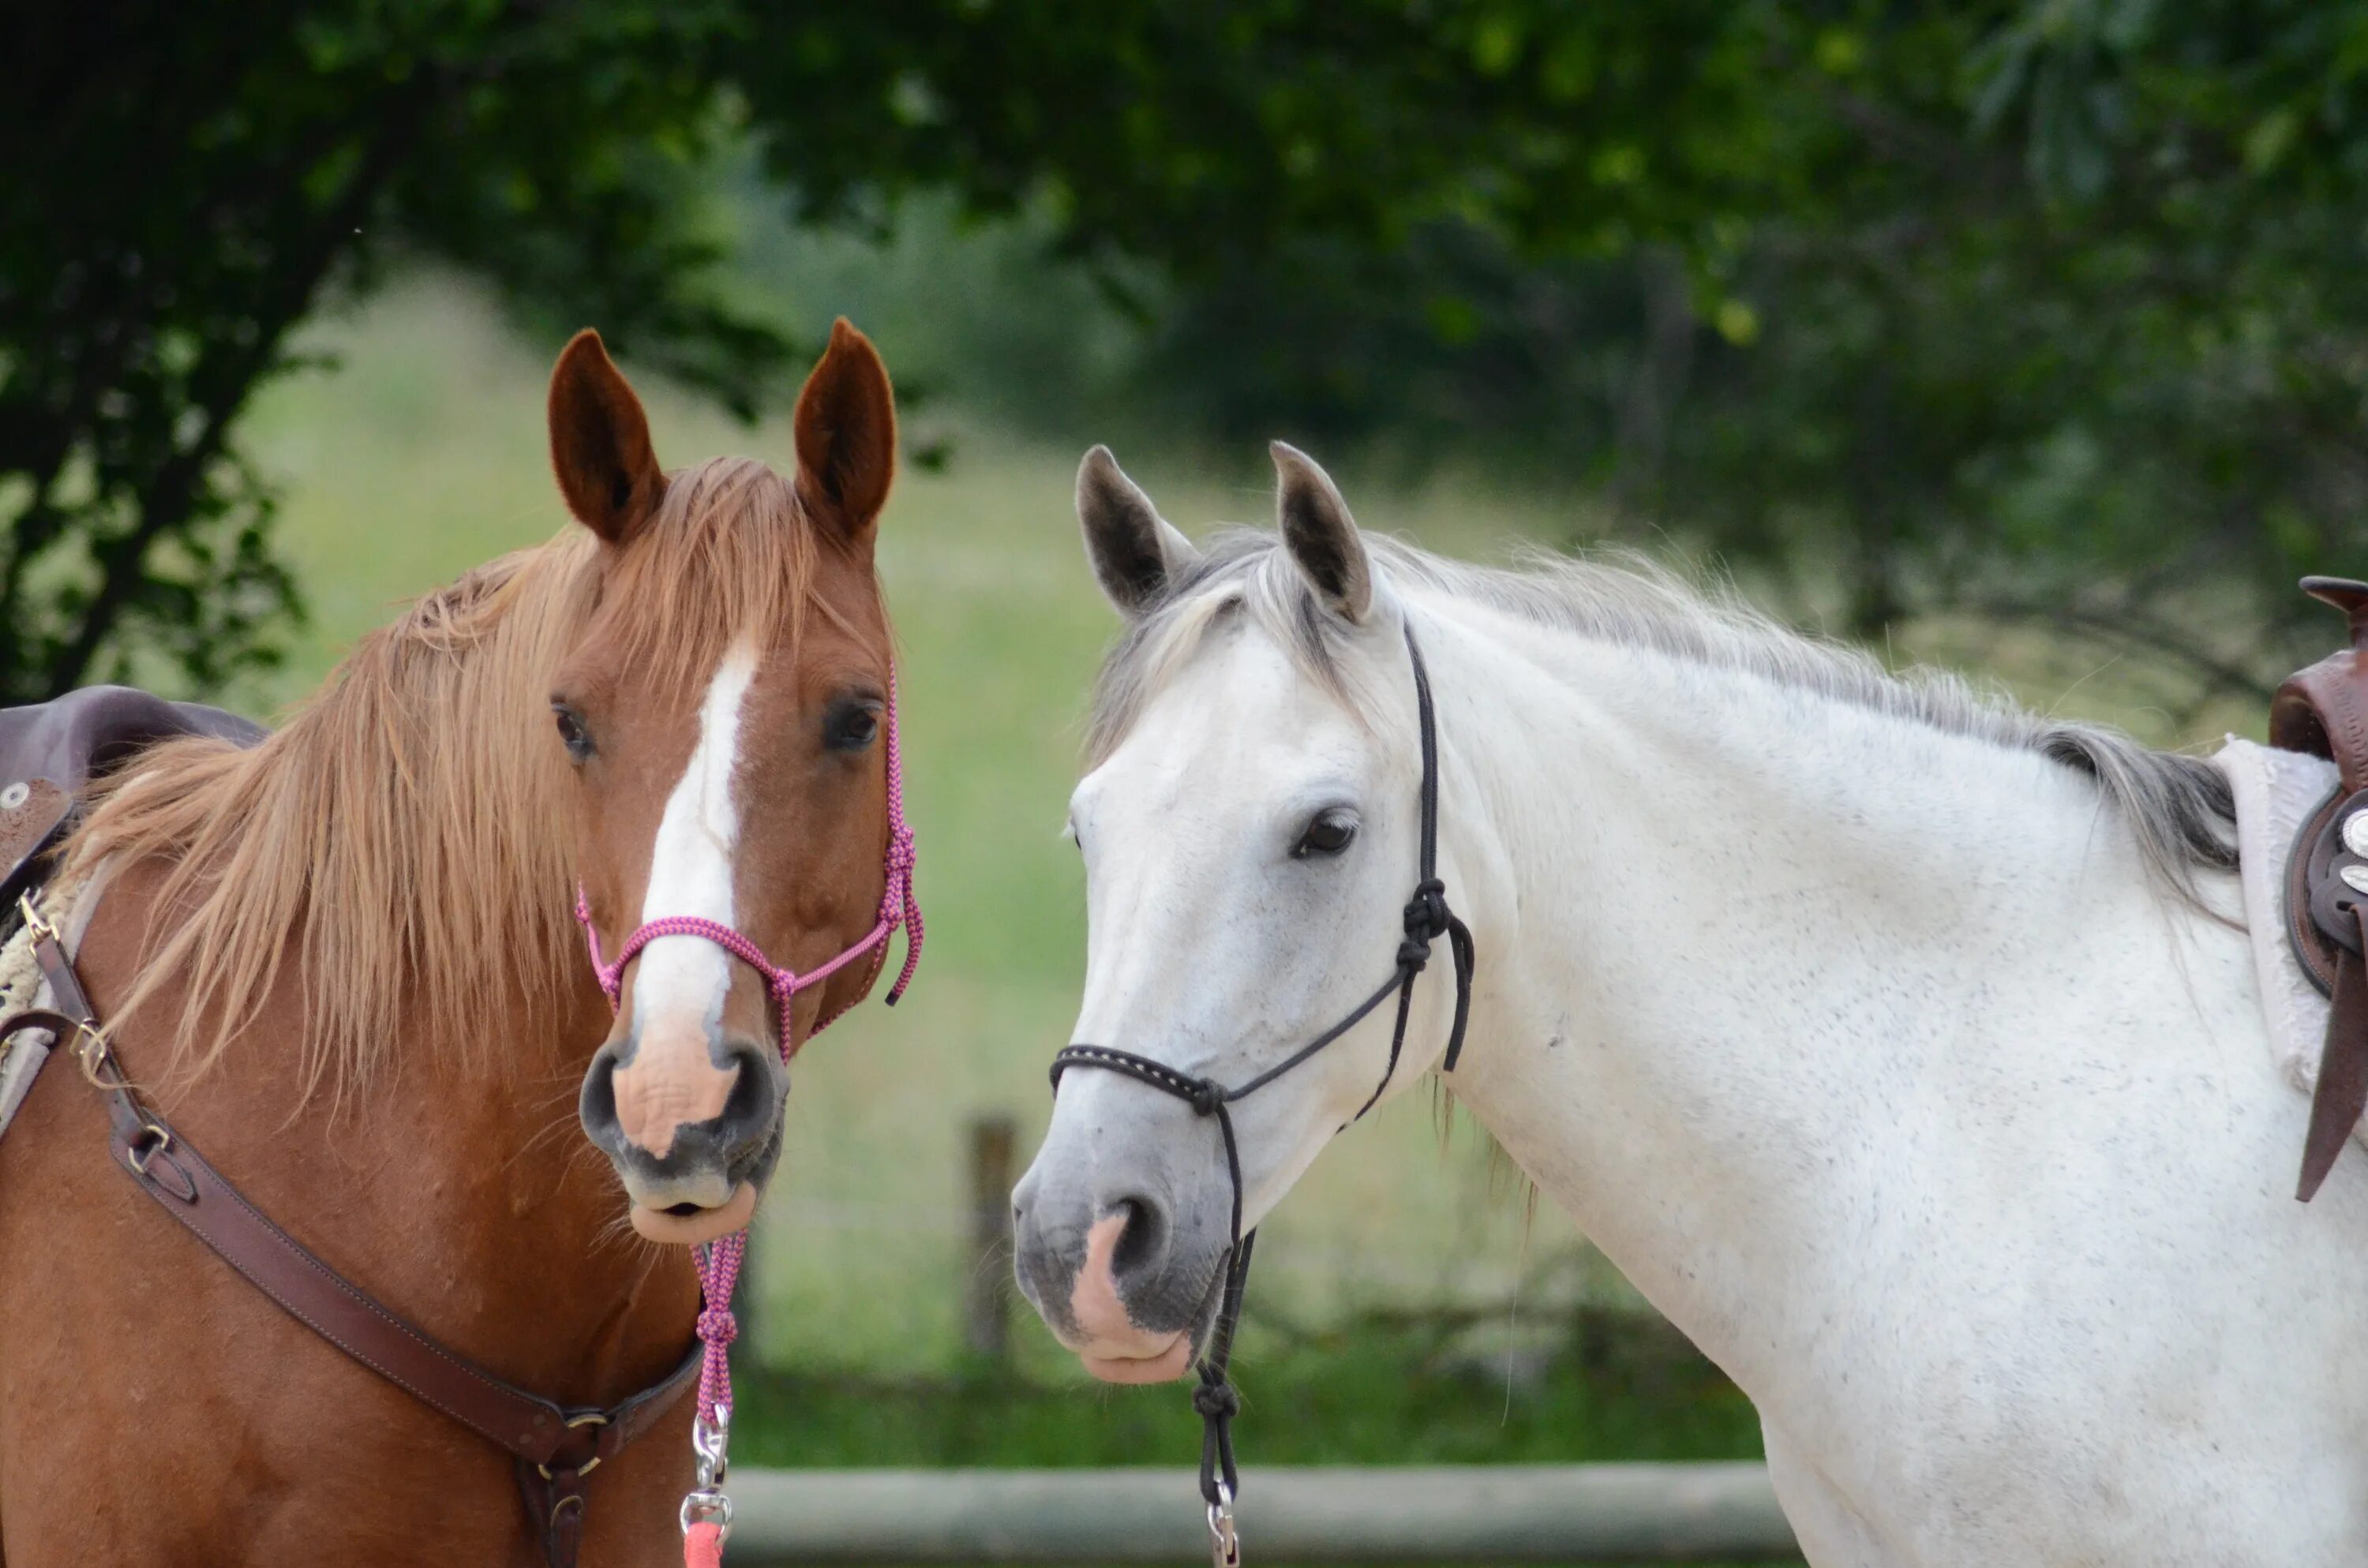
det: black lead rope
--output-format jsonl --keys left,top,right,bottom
{"left": 1048, "top": 620, "right": 1476, "bottom": 1568}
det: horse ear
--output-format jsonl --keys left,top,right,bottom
{"left": 1271, "top": 442, "right": 1370, "bottom": 623}
{"left": 548, "top": 330, "right": 665, "bottom": 546}
{"left": 793, "top": 318, "right": 897, "bottom": 546}
{"left": 1077, "top": 445, "right": 1198, "bottom": 617}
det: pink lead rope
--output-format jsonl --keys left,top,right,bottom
{"left": 574, "top": 667, "right": 923, "bottom": 1555}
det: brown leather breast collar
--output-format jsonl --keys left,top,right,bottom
{"left": 0, "top": 893, "right": 698, "bottom": 1568}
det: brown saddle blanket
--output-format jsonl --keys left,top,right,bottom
{"left": 0, "top": 685, "right": 266, "bottom": 914}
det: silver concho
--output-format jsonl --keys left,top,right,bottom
{"left": 2345, "top": 810, "right": 2368, "bottom": 859}
{"left": 2344, "top": 864, "right": 2368, "bottom": 896}
{"left": 0, "top": 782, "right": 26, "bottom": 813}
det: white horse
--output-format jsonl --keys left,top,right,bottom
{"left": 1010, "top": 441, "right": 2368, "bottom": 1567}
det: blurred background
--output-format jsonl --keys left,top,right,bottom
{"left": 10, "top": 2, "right": 2365, "bottom": 1557}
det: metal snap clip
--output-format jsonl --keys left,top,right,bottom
{"left": 1207, "top": 1481, "right": 1242, "bottom": 1568}
{"left": 679, "top": 1487, "right": 734, "bottom": 1540}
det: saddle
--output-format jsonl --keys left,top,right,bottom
{"left": 2272, "top": 578, "right": 2368, "bottom": 1200}
{"left": 0, "top": 684, "right": 265, "bottom": 912}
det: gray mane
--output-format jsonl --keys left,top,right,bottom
{"left": 1088, "top": 530, "right": 2236, "bottom": 900}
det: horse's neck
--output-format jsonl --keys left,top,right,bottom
{"left": 85, "top": 866, "right": 693, "bottom": 1405}
{"left": 1420, "top": 600, "right": 2235, "bottom": 1401}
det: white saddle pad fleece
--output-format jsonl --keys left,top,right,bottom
{"left": 2216, "top": 737, "right": 2341, "bottom": 1126}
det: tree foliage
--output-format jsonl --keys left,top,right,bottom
{"left": 6, "top": 2, "right": 2365, "bottom": 706}
{"left": 1125, "top": 3, "right": 2368, "bottom": 713}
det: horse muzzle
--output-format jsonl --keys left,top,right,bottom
{"left": 579, "top": 1028, "right": 788, "bottom": 1244}
{"left": 1010, "top": 1155, "right": 1230, "bottom": 1383}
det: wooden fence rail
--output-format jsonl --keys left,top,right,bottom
{"left": 725, "top": 1463, "right": 1801, "bottom": 1562}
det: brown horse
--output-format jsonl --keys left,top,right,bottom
{"left": 0, "top": 321, "right": 905, "bottom": 1562}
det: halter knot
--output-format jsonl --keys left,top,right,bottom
{"left": 1186, "top": 1078, "right": 1226, "bottom": 1118}
{"left": 696, "top": 1307, "right": 739, "bottom": 1349}
{"left": 1191, "top": 1379, "right": 1241, "bottom": 1420}
{"left": 1404, "top": 878, "right": 1449, "bottom": 941}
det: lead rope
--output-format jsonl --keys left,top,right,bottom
{"left": 576, "top": 671, "right": 923, "bottom": 1566}
{"left": 1048, "top": 621, "right": 1474, "bottom": 1568}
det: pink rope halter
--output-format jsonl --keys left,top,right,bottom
{"left": 572, "top": 668, "right": 922, "bottom": 1548}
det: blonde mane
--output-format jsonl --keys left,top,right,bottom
{"left": 61, "top": 456, "right": 831, "bottom": 1107}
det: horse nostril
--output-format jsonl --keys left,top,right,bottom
{"left": 717, "top": 1038, "right": 774, "bottom": 1133}
{"left": 1107, "top": 1195, "right": 1169, "bottom": 1283}
{"left": 579, "top": 1042, "right": 622, "bottom": 1140}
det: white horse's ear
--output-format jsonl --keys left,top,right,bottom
{"left": 1271, "top": 441, "right": 1370, "bottom": 623}
{"left": 1078, "top": 445, "right": 1197, "bottom": 617}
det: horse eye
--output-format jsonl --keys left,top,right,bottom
{"left": 826, "top": 701, "right": 882, "bottom": 753}
{"left": 1294, "top": 809, "right": 1358, "bottom": 859}
{"left": 552, "top": 703, "right": 594, "bottom": 764}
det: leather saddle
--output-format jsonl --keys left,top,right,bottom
{"left": 0, "top": 684, "right": 266, "bottom": 915}
{"left": 2272, "top": 578, "right": 2368, "bottom": 1200}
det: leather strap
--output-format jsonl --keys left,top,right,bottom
{"left": 2284, "top": 784, "right": 2346, "bottom": 996}
{"left": 2299, "top": 911, "right": 2368, "bottom": 1202}
{"left": 518, "top": 1461, "right": 590, "bottom": 1568}
{"left": 2270, "top": 578, "right": 2368, "bottom": 1199}
{"left": 0, "top": 917, "right": 698, "bottom": 1565}
{"left": 2270, "top": 577, "right": 2368, "bottom": 795}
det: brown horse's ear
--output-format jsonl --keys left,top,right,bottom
{"left": 548, "top": 330, "right": 665, "bottom": 546}
{"left": 792, "top": 318, "right": 897, "bottom": 545}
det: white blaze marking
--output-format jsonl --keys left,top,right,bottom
{"left": 630, "top": 644, "right": 758, "bottom": 1043}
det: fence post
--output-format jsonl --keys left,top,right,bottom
{"left": 965, "top": 1113, "right": 1017, "bottom": 1363}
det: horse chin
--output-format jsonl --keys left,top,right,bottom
{"left": 1080, "top": 1331, "right": 1193, "bottom": 1384}
{"left": 1070, "top": 1247, "right": 1228, "bottom": 1385}
{"left": 628, "top": 1180, "right": 757, "bottom": 1244}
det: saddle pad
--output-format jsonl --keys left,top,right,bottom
{"left": 2216, "top": 737, "right": 2344, "bottom": 1127}
{"left": 0, "top": 877, "right": 97, "bottom": 1142}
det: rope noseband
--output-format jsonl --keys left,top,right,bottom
{"left": 1048, "top": 620, "right": 1474, "bottom": 1567}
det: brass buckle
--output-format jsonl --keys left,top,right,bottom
{"left": 536, "top": 1410, "right": 609, "bottom": 1480}
{"left": 16, "top": 894, "right": 56, "bottom": 946}
{"left": 126, "top": 1121, "right": 173, "bottom": 1176}
{"left": 72, "top": 1023, "right": 127, "bottom": 1091}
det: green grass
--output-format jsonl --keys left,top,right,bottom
{"left": 731, "top": 1309, "right": 1797, "bottom": 1568}
{"left": 735, "top": 1308, "right": 1763, "bottom": 1469}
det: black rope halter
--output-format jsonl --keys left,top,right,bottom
{"left": 1048, "top": 619, "right": 1476, "bottom": 1566}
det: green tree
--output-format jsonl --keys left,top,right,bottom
{"left": 1114, "top": 3, "right": 2368, "bottom": 718}
{"left": 13, "top": 2, "right": 2366, "bottom": 709}
{"left": 3, "top": 0, "right": 1772, "bottom": 700}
